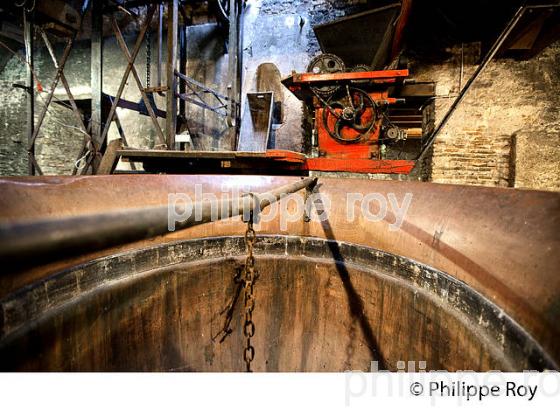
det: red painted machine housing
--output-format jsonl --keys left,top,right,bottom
{"left": 282, "top": 69, "right": 415, "bottom": 174}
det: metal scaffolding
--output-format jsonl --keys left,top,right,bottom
{"left": 24, "top": 0, "right": 243, "bottom": 175}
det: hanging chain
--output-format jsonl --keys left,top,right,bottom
{"left": 145, "top": 29, "right": 151, "bottom": 89}
{"left": 242, "top": 195, "right": 258, "bottom": 372}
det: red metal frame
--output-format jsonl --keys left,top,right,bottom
{"left": 277, "top": 68, "right": 416, "bottom": 174}
{"left": 306, "top": 158, "right": 415, "bottom": 174}
{"left": 291, "top": 69, "right": 409, "bottom": 83}
{"left": 263, "top": 150, "right": 415, "bottom": 175}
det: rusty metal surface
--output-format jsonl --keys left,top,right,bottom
{"left": 237, "top": 92, "right": 274, "bottom": 152}
{"left": 0, "top": 175, "right": 558, "bottom": 366}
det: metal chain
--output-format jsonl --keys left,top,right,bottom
{"left": 146, "top": 29, "right": 151, "bottom": 88}
{"left": 242, "top": 198, "right": 258, "bottom": 372}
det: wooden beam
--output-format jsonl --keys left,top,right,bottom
{"left": 227, "top": 0, "right": 240, "bottom": 146}
{"left": 112, "top": 17, "right": 166, "bottom": 146}
{"left": 97, "top": 139, "right": 122, "bottom": 175}
{"left": 91, "top": 0, "right": 103, "bottom": 147}
{"left": 166, "top": 0, "right": 178, "bottom": 149}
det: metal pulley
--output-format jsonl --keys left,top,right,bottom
{"left": 321, "top": 86, "right": 377, "bottom": 143}
{"left": 385, "top": 125, "right": 407, "bottom": 141}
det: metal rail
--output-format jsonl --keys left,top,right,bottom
{"left": 0, "top": 177, "right": 317, "bottom": 269}
{"left": 175, "top": 70, "right": 231, "bottom": 117}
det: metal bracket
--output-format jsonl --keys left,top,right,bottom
{"left": 304, "top": 177, "right": 319, "bottom": 223}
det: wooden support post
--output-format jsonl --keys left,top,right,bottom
{"left": 97, "top": 139, "right": 122, "bottom": 175}
{"left": 91, "top": 0, "right": 103, "bottom": 148}
{"left": 166, "top": 0, "right": 178, "bottom": 149}
{"left": 24, "top": 10, "right": 35, "bottom": 175}
{"left": 227, "top": 0, "right": 241, "bottom": 147}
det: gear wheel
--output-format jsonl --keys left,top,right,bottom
{"left": 350, "top": 65, "right": 373, "bottom": 84}
{"left": 307, "top": 53, "right": 346, "bottom": 97}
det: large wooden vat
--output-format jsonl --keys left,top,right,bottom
{"left": 0, "top": 176, "right": 558, "bottom": 371}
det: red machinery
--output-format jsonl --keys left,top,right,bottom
{"left": 282, "top": 53, "right": 415, "bottom": 174}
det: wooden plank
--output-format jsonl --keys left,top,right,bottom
{"left": 97, "top": 139, "right": 122, "bottom": 175}
{"left": 227, "top": 0, "right": 240, "bottom": 144}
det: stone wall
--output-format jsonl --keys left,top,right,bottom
{"left": 412, "top": 41, "right": 560, "bottom": 190}
{"left": 0, "top": 32, "right": 165, "bottom": 175}
{"left": 0, "top": 60, "right": 28, "bottom": 175}
{"left": 513, "top": 131, "right": 560, "bottom": 191}
{"left": 259, "top": 0, "right": 388, "bottom": 54}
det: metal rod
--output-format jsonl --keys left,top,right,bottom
{"left": 414, "top": 5, "right": 528, "bottom": 166}
{"left": 27, "top": 0, "right": 90, "bottom": 153}
{"left": 177, "top": 94, "right": 228, "bottom": 116}
{"left": 178, "top": 20, "right": 187, "bottom": 118}
{"left": 175, "top": 70, "right": 230, "bottom": 100}
{"left": 27, "top": 37, "right": 74, "bottom": 152}
{"left": 0, "top": 177, "right": 317, "bottom": 269}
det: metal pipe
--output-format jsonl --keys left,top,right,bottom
{"left": 178, "top": 21, "right": 187, "bottom": 118}
{"left": 0, "top": 177, "right": 317, "bottom": 269}
{"left": 414, "top": 5, "right": 527, "bottom": 166}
